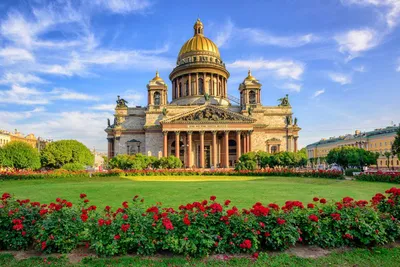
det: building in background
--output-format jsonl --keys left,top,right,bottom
{"left": 105, "top": 19, "right": 301, "bottom": 168}
{"left": 0, "top": 129, "right": 51, "bottom": 151}
{"left": 306, "top": 125, "right": 399, "bottom": 168}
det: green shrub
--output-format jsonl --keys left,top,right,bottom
{"left": 61, "top": 163, "right": 85, "bottom": 171}
{"left": 109, "top": 154, "right": 158, "bottom": 170}
{"left": 345, "top": 168, "right": 361, "bottom": 176}
{"left": 40, "top": 140, "right": 94, "bottom": 169}
{"left": 155, "top": 156, "right": 182, "bottom": 169}
{"left": 0, "top": 141, "right": 41, "bottom": 170}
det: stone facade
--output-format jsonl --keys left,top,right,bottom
{"left": 105, "top": 19, "right": 301, "bottom": 167}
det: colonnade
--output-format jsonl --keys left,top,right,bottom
{"left": 172, "top": 73, "right": 228, "bottom": 100}
{"left": 162, "top": 130, "right": 253, "bottom": 168}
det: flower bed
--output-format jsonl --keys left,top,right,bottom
{"left": 355, "top": 171, "right": 400, "bottom": 184}
{"left": 0, "top": 169, "right": 343, "bottom": 180}
{"left": 1, "top": 188, "right": 399, "bottom": 257}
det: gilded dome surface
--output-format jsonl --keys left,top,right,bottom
{"left": 177, "top": 19, "right": 220, "bottom": 60}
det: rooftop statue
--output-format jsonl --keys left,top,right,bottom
{"left": 278, "top": 94, "right": 290, "bottom": 107}
{"left": 116, "top": 95, "right": 128, "bottom": 108}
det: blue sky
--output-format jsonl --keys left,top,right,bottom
{"left": 0, "top": 0, "right": 399, "bottom": 153}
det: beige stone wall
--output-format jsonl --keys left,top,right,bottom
{"left": 145, "top": 132, "right": 163, "bottom": 157}
{"left": 114, "top": 134, "right": 145, "bottom": 155}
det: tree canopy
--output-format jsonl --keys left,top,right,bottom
{"left": 326, "top": 147, "right": 377, "bottom": 169}
{"left": 40, "top": 140, "right": 94, "bottom": 169}
{"left": 392, "top": 127, "right": 400, "bottom": 160}
{"left": 0, "top": 141, "right": 41, "bottom": 170}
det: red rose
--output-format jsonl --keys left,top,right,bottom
{"left": 313, "top": 197, "right": 319, "bottom": 202}
{"left": 98, "top": 219, "right": 105, "bottom": 226}
{"left": 80, "top": 214, "right": 88, "bottom": 222}
{"left": 80, "top": 193, "right": 87, "bottom": 199}
{"left": 21, "top": 231, "right": 26, "bottom": 236}
{"left": 66, "top": 202, "right": 72, "bottom": 208}
{"left": 331, "top": 213, "right": 341, "bottom": 221}
{"left": 210, "top": 196, "right": 216, "bottom": 201}
{"left": 183, "top": 214, "right": 191, "bottom": 226}
{"left": 320, "top": 198, "right": 327, "bottom": 204}
{"left": 307, "top": 203, "right": 315, "bottom": 209}
{"left": 84, "top": 199, "right": 89, "bottom": 203}
{"left": 252, "top": 252, "right": 259, "bottom": 259}
{"left": 224, "top": 200, "right": 231, "bottom": 206}
{"left": 239, "top": 239, "right": 252, "bottom": 249}
{"left": 105, "top": 206, "right": 111, "bottom": 212}
{"left": 122, "top": 214, "right": 128, "bottom": 220}
{"left": 277, "top": 218, "right": 286, "bottom": 225}
{"left": 122, "top": 201, "right": 128, "bottom": 209}
{"left": 309, "top": 214, "right": 319, "bottom": 222}
{"left": 41, "top": 241, "right": 47, "bottom": 251}
{"left": 121, "top": 224, "right": 130, "bottom": 232}
{"left": 114, "top": 234, "right": 120, "bottom": 240}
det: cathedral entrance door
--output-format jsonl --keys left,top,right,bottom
{"left": 204, "top": 145, "right": 211, "bottom": 168}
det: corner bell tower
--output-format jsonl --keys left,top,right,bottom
{"left": 147, "top": 71, "right": 168, "bottom": 107}
{"left": 239, "top": 70, "right": 262, "bottom": 109}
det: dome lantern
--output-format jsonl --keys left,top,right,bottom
{"left": 193, "top": 18, "right": 204, "bottom": 36}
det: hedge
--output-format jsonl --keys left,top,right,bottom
{"left": 355, "top": 171, "right": 400, "bottom": 183}
{"left": 0, "top": 169, "right": 344, "bottom": 181}
{"left": 1, "top": 188, "right": 400, "bottom": 257}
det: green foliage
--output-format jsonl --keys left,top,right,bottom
{"left": 40, "top": 140, "right": 94, "bottom": 169}
{"left": 392, "top": 127, "right": 400, "bottom": 161}
{"left": 61, "top": 162, "right": 85, "bottom": 171}
{"left": 109, "top": 154, "right": 158, "bottom": 170}
{"left": 345, "top": 168, "right": 361, "bottom": 176}
{"left": 0, "top": 141, "right": 41, "bottom": 170}
{"left": 155, "top": 155, "right": 183, "bottom": 169}
{"left": 235, "top": 150, "right": 307, "bottom": 170}
{"left": 383, "top": 152, "right": 392, "bottom": 168}
{"left": 326, "top": 147, "right": 377, "bottom": 169}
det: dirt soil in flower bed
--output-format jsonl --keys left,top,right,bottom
{"left": 3, "top": 243, "right": 400, "bottom": 264}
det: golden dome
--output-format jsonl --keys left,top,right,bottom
{"left": 244, "top": 70, "right": 257, "bottom": 81}
{"left": 178, "top": 19, "right": 220, "bottom": 60}
{"left": 151, "top": 71, "right": 164, "bottom": 82}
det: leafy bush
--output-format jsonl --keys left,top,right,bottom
{"left": 41, "top": 140, "right": 94, "bottom": 169}
{"left": 355, "top": 171, "right": 400, "bottom": 183}
{"left": 0, "top": 141, "right": 41, "bottom": 170}
{"left": 2, "top": 188, "right": 400, "bottom": 257}
{"left": 109, "top": 154, "right": 158, "bottom": 170}
{"left": 62, "top": 163, "right": 85, "bottom": 171}
{"left": 155, "top": 156, "right": 183, "bottom": 169}
{"left": 345, "top": 168, "right": 361, "bottom": 176}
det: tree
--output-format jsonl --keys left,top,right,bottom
{"left": 392, "top": 126, "right": 400, "bottom": 161}
{"left": 383, "top": 151, "right": 391, "bottom": 169}
{"left": 40, "top": 140, "right": 94, "bottom": 169}
{"left": 0, "top": 141, "right": 41, "bottom": 170}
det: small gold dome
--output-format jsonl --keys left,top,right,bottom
{"left": 178, "top": 19, "right": 220, "bottom": 61}
{"left": 151, "top": 71, "right": 164, "bottom": 82}
{"left": 244, "top": 70, "right": 257, "bottom": 81}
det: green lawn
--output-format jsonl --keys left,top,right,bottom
{"left": 1, "top": 247, "right": 400, "bottom": 266}
{"left": 0, "top": 176, "right": 395, "bottom": 209}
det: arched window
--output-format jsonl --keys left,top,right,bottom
{"left": 198, "top": 78, "right": 204, "bottom": 94}
{"left": 249, "top": 91, "right": 256, "bottom": 104}
{"left": 271, "top": 146, "right": 277, "bottom": 154}
{"left": 228, "top": 140, "right": 237, "bottom": 167}
{"left": 154, "top": 92, "right": 161, "bottom": 106}
{"left": 185, "top": 80, "right": 189, "bottom": 96}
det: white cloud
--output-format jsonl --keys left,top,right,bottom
{"left": 312, "top": 89, "right": 325, "bottom": 98}
{"left": 228, "top": 59, "right": 305, "bottom": 80}
{"left": 329, "top": 73, "right": 352, "bottom": 85}
{"left": 50, "top": 88, "right": 98, "bottom": 101}
{"left": 353, "top": 65, "right": 366, "bottom": 72}
{"left": 283, "top": 83, "right": 302, "bottom": 92}
{"left": 0, "top": 47, "right": 35, "bottom": 63}
{"left": 0, "top": 73, "right": 46, "bottom": 85}
{"left": 240, "top": 29, "right": 319, "bottom": 47}
{"left": 214, "top": 19, "right": 234, "bottom": 47}
{"left": 334, "top": 29, "right": 380, "bottom": 60}
{"left": 89, "top": 0, "right": 151, "bottom": 14}
{"left": 90, "top": 104, "right": 116, "bottom": 111}
{"left": 341, "top": 0, "right": 400, "bottom": 29}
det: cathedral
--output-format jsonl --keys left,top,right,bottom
{"left": 105, "top": 19, "right": 301, "bottom": 168}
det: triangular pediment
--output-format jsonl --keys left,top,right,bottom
{"left": 160, "top": 105, "right": 256, "bottom": 124}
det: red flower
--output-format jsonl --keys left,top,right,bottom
{"left": 307, "top": 203, "right": 315, "bottom": 209}
{"left": 268, "top": 203, "right": 280, "bottom": 211}
{"left": 39, "top": 209, "right": 48, "bottom": 216}
{"left": 252, "top": 252, "right": 259, "bottom": 259}
{"left": 343, "top": 233, "right": 353, "bottom": 239}
{"left": 331, "top": 213, "right": 341, "bottom": 221}
{"left": 1, "top": 193, "right": 11, "bottom": 200}
{"left": 105, "top": 206, "right": 111, "bottom": 212}
{"left": 309, "top": 214, "right": 319, "bottom": 222}
{"left": 114, "top": 234, "right": 120, "bottom": 240}
{"left": 98, "top": 219, "right": 105, "bottom": 226}
{"left": 210, "top": 196, "right": 216, "bottom": 201}
{"left": 80, "top": 193, "right": 87, "bottom": 199}
{"left": 121, "top": 224, "right": 130, "bottom": 232}
{"left": 122, "top": 201, "right": 128, "bottom": 209}
{"left": 239, "top": 239, "right": 252, "bottom": 249}
{"left": 21, "top": 231, "right": 26, "bottom": 236}
{"left": 84, "top": 199, "right": 89, "bottom": 203}
{"left": 41, "top": 241, "right": 47, "bottom": 251}
{"left": 320, "top": 198, "right": 327, "bottom": 204}
{"left": 66, "top": 202, "right": 72, "bottom": 208}
{"left": 183, "top": 214, "right": 191, "bottom": 226}
{"left": 277, "top": 218, "right": 286, "bottom": 225}
{"left": 313, "top": 197, "right": 319, "bottom": 202}
{"left": 122, "top": 214, "right": 128, "bottom": 220}
{"left": 162, "top": 217, "right": 174, "bottom": 230}
{"left": 105, "top": 219, "right": 112, "bottom": 225}
{"left": 80, "top": 213, "right": 88, "bottom": 222}
{"left": 264, "top": 232, "right": 271, "bottom": 237}
{"left": 224, "top": 200, "right": 231, "bottom": 206}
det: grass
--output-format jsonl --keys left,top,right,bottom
{"left": 1, "top": 247, "right": 400, "bottom": 266}
{"left": 0, "top": 175, "right": 395, "bottom": 209}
